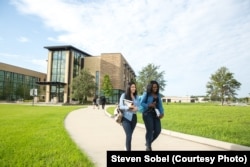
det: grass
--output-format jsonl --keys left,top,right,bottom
{"left": 107, "top": 103, "right": 250, "bottom": 147}
{"left": 0, "top": 104, "right": 95, "bottom": 167}
{"left": 1, "top": 103, "right": 249, "bottom": 166}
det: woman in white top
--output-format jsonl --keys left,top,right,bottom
{"left": 119, "top": 81, "right": 139, "bottom": 151}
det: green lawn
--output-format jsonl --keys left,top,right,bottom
{"left": 107, "top": 103, "right": 250, "bottom": 147}
{"left": 1, "top": 103, "right": 249, "bottom": 166}
{"left": 0, "top": 104, "right": 95, "bottom": 167}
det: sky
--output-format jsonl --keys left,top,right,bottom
{"left": 0, "top": 0, "right": 249, "bottom": 97}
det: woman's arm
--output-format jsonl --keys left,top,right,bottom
{"left": 119, "top": 93, "right": 129, "bottom": 111}
{"left": 157, "top": 94, "right": 164, "bottom": 115}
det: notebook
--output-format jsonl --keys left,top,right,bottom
{"left": 123, "top": 99, "right": 133, "bottom": 107}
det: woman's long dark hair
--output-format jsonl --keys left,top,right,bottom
{"left": 124, "top": 81, "right": 137, "bottom": 100}
{"left": 146, "top": 80, "right": 160, "bottom": 106}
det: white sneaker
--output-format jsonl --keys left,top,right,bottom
{"left": 124, "top": 146, "right": 127, "bottom": 151}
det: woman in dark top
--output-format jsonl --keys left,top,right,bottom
{"left": 140, "top": 80, "right": 164, "bottom": 151}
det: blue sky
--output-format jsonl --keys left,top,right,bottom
{"left": 0, "top": 0, "right": 249, "bottom": 97}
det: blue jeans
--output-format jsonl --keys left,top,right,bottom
{"left": 122, "top": 114, "right": 137, "bottom": 151}
{"left": 142, "top": 111, "right": 161, "bottom": 148}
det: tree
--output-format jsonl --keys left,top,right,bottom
{"left": 4, "top": 77, "right": 13, "bottom": 101}
{"left": 136, "top": 63, "right": 166, "bottom": 95}
{"left": 71, "top": 69, "right": 96, "bottom": 104}
{"left": 15, "top": 83, "right": 30, "bottom": 100}
{"left": 101, "top": 75, "right": 113, "bottom": 97}
{"left": 206, "top": 67, "right": 241, "bottom": 105}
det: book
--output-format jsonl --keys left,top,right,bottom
{"left": 155, "top": 108, "right": 160, "bottom": 117}
{"left": 123, "top": 99, "right": 133, "bottom": 107}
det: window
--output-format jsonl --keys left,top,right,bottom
{"left": 51, "top": 51, "right": 66, "bottom": 82}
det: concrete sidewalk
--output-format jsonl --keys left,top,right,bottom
{"left": 64, "top": 105, "right": 250, "bottom": 167}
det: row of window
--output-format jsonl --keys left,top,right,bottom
{"left": 0, "top": 71, "right": 37, "bottom": 82}
{"left": 51, "top": 51, "right": 66, "bottom": 84}
{"left": 0, "top": 70, "right": 40, "bottom": 101}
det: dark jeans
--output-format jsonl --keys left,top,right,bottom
{"left": 122, "top": 114, "right": 137, "bottom": 151}
{"left": 142, "top": 111, "right": 161, "bottom": 148}
{"left": 101, "top": 103, "right": 105, "bottom": 109}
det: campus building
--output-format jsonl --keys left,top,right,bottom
{"left": 162, "top": 96, "right": 205, "bottom": 103}
{"left": 0, "top": 62, "right": 46, "bottom": 101}
{"left": 1, "top": 46, "right": 135, "bottom": 103}
{"left": 37, "top": 45, "right": 136, "bottom": 104}
{"left": 162, "top": 96, "right": 195, "bottom": 103}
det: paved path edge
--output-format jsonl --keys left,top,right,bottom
{"left": 104, "top": 109, "right": 250, "bottom": 151}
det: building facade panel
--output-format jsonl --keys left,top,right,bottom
{"left": 100, "top": 53, "right": 124, "bottom": 103}
{"left": 100, "top": 53, "right": 123, "bottom": 90}
{"left": 0, "top": 62, "right": 46, "bottom": 101}
{"left": 84, "top": 52, "right": 136, "bottom": 103}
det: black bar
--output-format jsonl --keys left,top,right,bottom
{"left": 107, "top": 151, "right": 250, "bottom": 167}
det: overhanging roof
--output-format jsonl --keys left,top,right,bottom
{"left": 44, "top": 45, "right": 92, "bottom": 57}
{"left": 36, "top": 81, "right": 66, "bottom": 86}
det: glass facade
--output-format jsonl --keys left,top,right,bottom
{"left": 48, "top": 49, "right": 87, "bottom": 103}
{"left": 73, "top": 51, "right": 83, "bottom": 78}
{"left": 0, "top": 70, "right": 39, "bottom": 101}
{"left": 109, "top": 89, "right": 124, "bottom": 104}
{"left": 50, "top": 51, "right": 66, "bottom": 102}
{"left": 51, "top": 51, "right": 66, "bottom": 82}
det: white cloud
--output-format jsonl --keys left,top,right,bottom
{"left": 0, "top": 52, "right": 20, "bottom": 59}
{"left": 10, "top": 0, "right": 250, "bottom": 97}
{"left": 17, "top": 36, "right": 29, "bottom": 42}
{"left": 31, "top": 59, "right": 47, "bottom": 73}
{"left": 0, "top": 52, "right": 47, "bottom": 73}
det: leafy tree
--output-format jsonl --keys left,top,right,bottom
{"left": 15, "top": 83, "right": 30, "bottom": 100}
{"left": 71, "top": 69, "right": 96, "bottom": 104}
{"left": 15, "top": 84, "right": 24, "bottom": 99}
{"left": 101, "top": 75, "right": 113, "bottom": 97}
{"left": 206, "top": 67, "right": 241, "bottom": 105}
{"left": 4, "top": 77, "right": 13, "bottom": 101}
{"left": 136, "top": 63, "right": 166, "bottom": 95}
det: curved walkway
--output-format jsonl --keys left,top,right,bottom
{"left": 64, "top": 105, "right": 250, "bottom": 167}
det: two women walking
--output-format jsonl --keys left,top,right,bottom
{"left": 119, "top": 80, "right": 165, "bottom": 151}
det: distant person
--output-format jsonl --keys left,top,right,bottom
{"left": 96, "top": 96, "right": 100, "bottom": 109}
{"left": 140, "top": 80, "right": 164, "bottom": 151}
{"left": 119, "top": 81, "right": 139, "bottom": 151}
{"left": 92, "top": 96, "right": 97, "bottom": 109}
{"left": 101, "top": 96, "right": 106, "bottom": 109}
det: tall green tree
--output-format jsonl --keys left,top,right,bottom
{"left": 206, "top": 66, "right": 241, "bottom": 105}
{"left": 136, "top": 63, "right": 166, "bottom": 95}
{"left": 101, "top": 74, "right": 113, "bottom": 97}
{"left": 71, "top": 69, "right": 96, "bottom": 104}
{"left": 4, "top": 77, "right": 13, "bottom": 101}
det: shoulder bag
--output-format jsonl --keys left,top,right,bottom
{"left": 114, "top": 107, "right": 123, "bottom": 124}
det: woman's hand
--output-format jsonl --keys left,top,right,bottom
{"left": 148, "top": 102, "right": 156, "bottom": 108}
{"left": 129, "top": 105, "right": 138, "bottom": 112}
{"left": 159, "top": 114, "right": 164, "bottom": 119}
